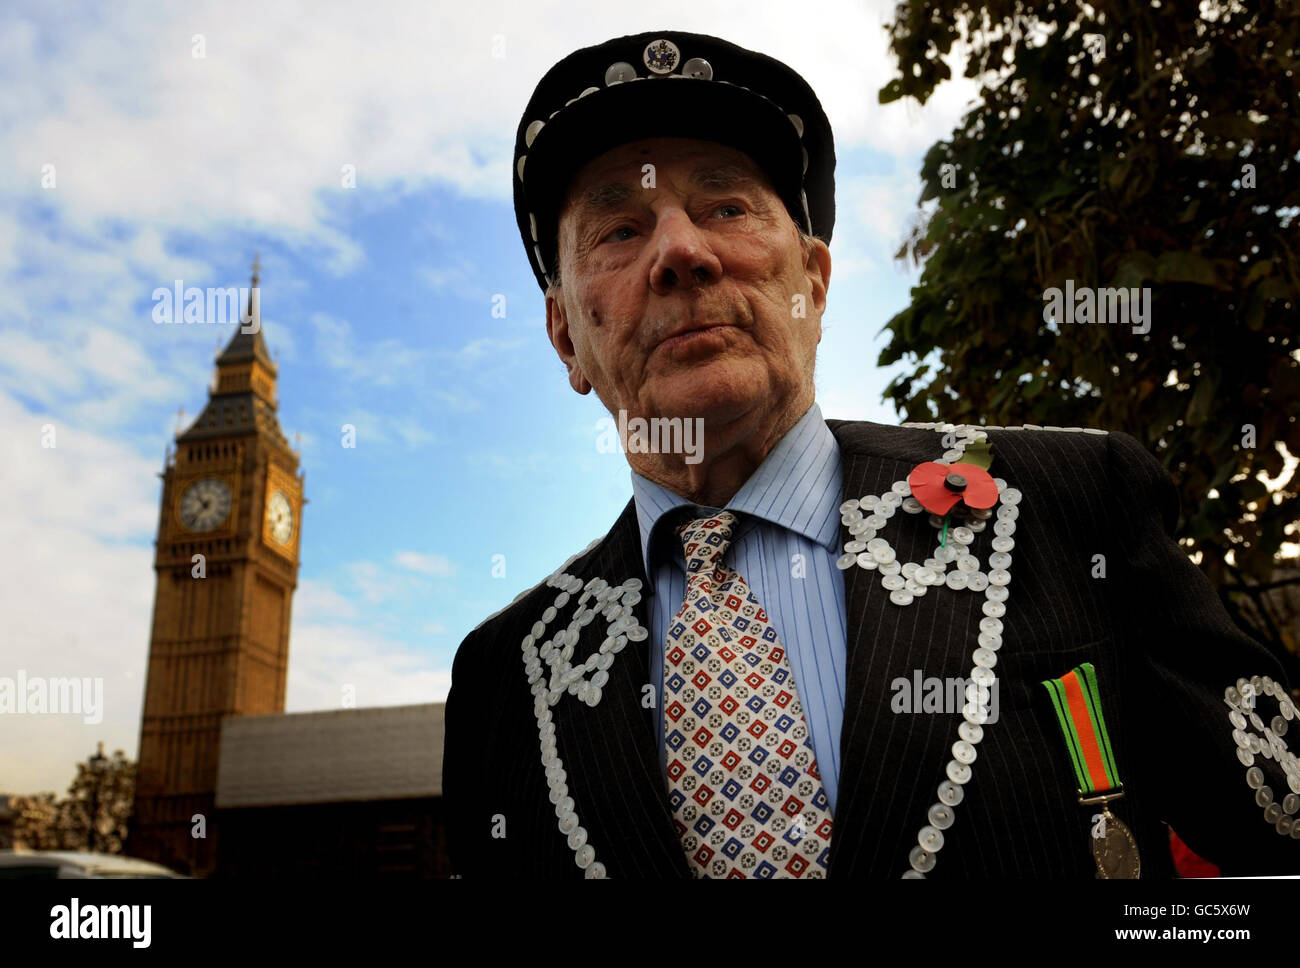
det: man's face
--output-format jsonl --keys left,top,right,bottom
{"left": 545, "top": 137, "right": 831, "bottom": 432}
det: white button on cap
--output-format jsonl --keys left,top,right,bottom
{"left": 683, "top": 57, "right": 714, "bottom": 80}
{"left": 953, "top": 740, "right": 977, "bottom": 764}
{"left": 837, "top": 553, "right": 856, "bottom": 570}
{"left": 959, "top": 721, "right": 984, "bottom": 744}
{"left": 584, "top": 861, "right": 607, "bottom": 879}
{"left": 945, "top": 570, "right": 969, "bottom": 590}
{"left": 525, "top": 119, "right": 545, "bottom": 147}
{"left": 559, "top": 812, "right": 578, "bottom": 833}
{"left": 938, "top": 780, "right": 965, "bottom": 806}
{"left": 946, "top": 759, "right": 972, "bottom": 784}
{"left": 605, "top": 61, "right": 637, "bottom": 85}
{"left": 918, "top": 825, "right": 945, "bottom": 852}
{"left": 902, "top": 869, "right": 925, "bottom": 879}
{"left": 787, "top": 112, "right": 804, "bottom": 136}
{"left": 567, "top": 826, "right": 588, "bottom": 850}
{"left": 890, "top": 589, "right": 915, "bottom": 606}
{"left": 575, "top": 844, "right": 596, "bottom": 868}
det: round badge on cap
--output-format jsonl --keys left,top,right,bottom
{"left": 643, "top": 38, "right": 681, "bottom": 74}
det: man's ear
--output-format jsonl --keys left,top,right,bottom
{"left": 804, "top": 237, "right": 831, "bottom": 320}
{"left": 545, "top": 286, "right": 593, "bottom": 395}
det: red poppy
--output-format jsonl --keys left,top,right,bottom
{"left": 907, "top": 462, "right": 999, "bottom": 517}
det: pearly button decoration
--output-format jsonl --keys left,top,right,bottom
{"left": 850, "top": 422, "right": 1013, "bottom": 877}
{"left": 521, "top": 571, "right": 649, "bottom": 877}
{"left": 1225, "top": 675, "right": 1300, "bottom": 838}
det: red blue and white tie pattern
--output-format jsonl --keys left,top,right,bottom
{"left": 664, "top": 510, "right": 834, "bottom": 878}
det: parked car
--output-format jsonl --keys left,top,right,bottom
{"left": 0, "top": 848, "right": 186, "bottom": 878}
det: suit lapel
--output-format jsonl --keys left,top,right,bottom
{"left": 823, "top": 420, "right": 985, "bottom": 877}
{"left": 547, "top": 499, "right": 690, "bottom": 878}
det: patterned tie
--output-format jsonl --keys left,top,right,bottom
{"left": 663, "top": 510, "right": 834, "bottom": 878}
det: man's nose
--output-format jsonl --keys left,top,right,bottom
{"left": 648, "top": 210, "right": 723, "bottom": 294}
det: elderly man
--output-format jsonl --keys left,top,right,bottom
{"left": 442, "top": 30, "right": 1299, "bottom": 878}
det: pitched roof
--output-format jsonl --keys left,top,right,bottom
{"left": 215, "top": 703, "right": 444, "bottom": 808}
{"left": 215, "top": 322, "right": 276, "bottom": 370}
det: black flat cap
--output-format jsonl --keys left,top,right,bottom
{"left": 512, "top": 30, "right": 836, "bottom": 294}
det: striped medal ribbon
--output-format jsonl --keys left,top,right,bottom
{"left": 1041, "top": 662, "right": 1141, "bottom": 878}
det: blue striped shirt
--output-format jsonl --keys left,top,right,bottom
{"left": 630, "top": 402, "right": 848, "bottom": 812}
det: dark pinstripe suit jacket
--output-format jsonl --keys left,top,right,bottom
{"left": 443, "top": 420, "right": 1299, "bottom": 877}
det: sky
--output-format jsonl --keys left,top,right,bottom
{"left": 0, "top": 0, "right": 985, "bottom": 793}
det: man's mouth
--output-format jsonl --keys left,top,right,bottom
{"left": 656, "top": 322, "right": 738, "bottom": 352}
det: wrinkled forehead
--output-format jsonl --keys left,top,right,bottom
{"left": 558, "top": 138, "right": 775, "bottom": 239}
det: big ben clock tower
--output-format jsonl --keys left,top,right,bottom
{"left": 130, "top": 259, "right": 303, "bottom": 876}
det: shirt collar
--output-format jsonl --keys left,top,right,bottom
{"left": 630, "top": 402, "right": 842, "bottom": 583}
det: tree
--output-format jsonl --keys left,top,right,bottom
{"left": 876, "top": 0, "right": 1299, "bottom": 652}
{"left": 10, "top": 745, "right": 136, "bottom": 854}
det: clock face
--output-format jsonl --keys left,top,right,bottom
{"left": 179, "top": 478, "right": 232, "bottom": 532}
{"left": 266, "top": 489, "right": 293, "bottom": 545}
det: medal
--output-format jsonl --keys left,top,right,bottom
{"left": 1042, "top": 662, "right": 1141, "bottom": 878}
{"left": 1081, "top": 790, "right": 1141, "bottom": 879}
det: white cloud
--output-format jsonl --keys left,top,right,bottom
{"left": 0, "top": 389, "right": 157, "bottom": 792}
{"left": 287, "top": 622, "right": 451, "bottom": 712}
{"left": 394, "top": 551, "right": 456, "bottom": 578}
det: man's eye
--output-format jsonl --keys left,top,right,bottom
{"left": 601, "top": 225, "right": 637, "bottom": 244}
{"left": 715, "top": 203, "right": 745, "bottom": 218}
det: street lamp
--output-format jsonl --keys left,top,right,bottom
{"left": 88, "top": 742, "right": 107, "bottom": 853}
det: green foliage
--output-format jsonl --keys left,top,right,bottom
{"left": 877, "top": 0, "right": 1300, "bottom": 634}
